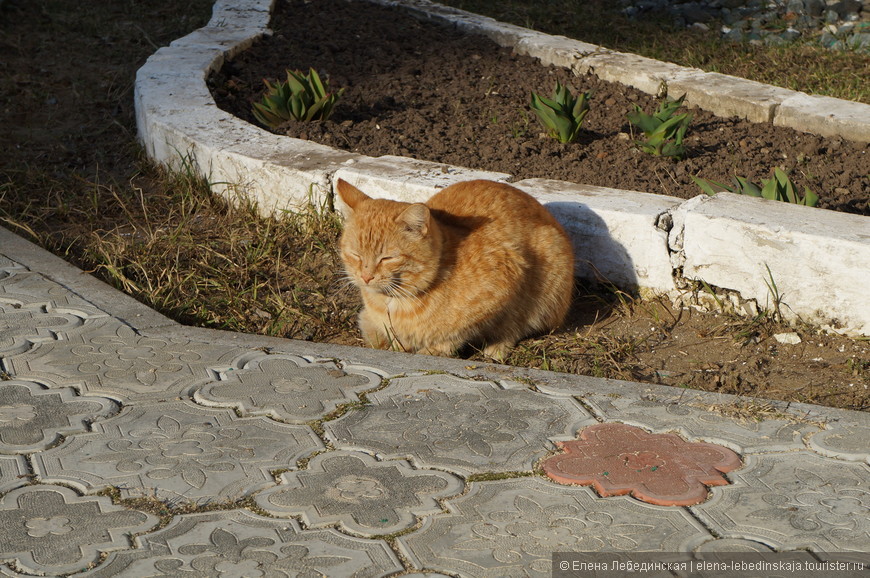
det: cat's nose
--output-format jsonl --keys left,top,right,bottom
{"left": 360, "top": 273, "right": 374, "bottom": 284}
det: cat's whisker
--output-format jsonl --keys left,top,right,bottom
{"left": 388, "top": 280, "right": 423, "bottom": 308}
{"left": 385, "top": 282, "right": 410, "bottom": 302}
{"left": 331, "top": 275, "right": 359, "bottom": 293}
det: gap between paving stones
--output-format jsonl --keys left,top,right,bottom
{"left": 135, "top": 0, "right": 870, "bottom": 339}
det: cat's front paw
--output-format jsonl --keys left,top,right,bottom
{"left": 483, "top": 341, "right": 514, "bottom": 362}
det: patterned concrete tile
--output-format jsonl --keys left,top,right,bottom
{"left": 580, "top": 393, "right": 820, "bottom": 453}
{"left": 692, "top": 452, "right": 870, "bottom": 552}
{"left": 324, "top": 374, "right": 594, "bottom": 476}
{"left": 808, "top": 422, "right": 870, "bottom": 464}
{"left": 0, "top": 484, "right": 159, "bottom": 576}
{"left": 542, "top": 423, "right": 742, "bottom": 506}
{"left": 0, "top": 270, "right": 109, "bottom": 319}
{"left": 257, "top": 450, "right": 464, "bottom": 537}
{"left": 0, "top": 380, "right": 118, "bottom": 453}
{"left": 32, "top": 400, "right": 324, "bottom": 506}
{"left": 398, "top": 477, "right": 711, "bottom": 577}
{"left": 4, "top": 319, "right": 243, "bottom": 401}
{"left": 0, "top": 302, "right": 89, "bottom": 357}
{"left": 85, "top": 510, "right": 404, "bottom": 577}
{"left": 193, "top": 353, "right": 382, "bottom": 423}
{"left": 0, "top": 455, "right": 29, "bottom": 494}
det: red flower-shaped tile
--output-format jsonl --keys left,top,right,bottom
{"left": 542, "top": 423, "right": 742, "bottom": 506}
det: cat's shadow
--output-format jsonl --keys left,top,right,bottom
{"left": 545, "top": 200, "right": 639, "bottom": 291}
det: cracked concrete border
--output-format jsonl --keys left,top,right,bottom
{"left": 134, "top": 0, "right": 870, "bottom": 337}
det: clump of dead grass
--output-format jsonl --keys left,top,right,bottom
{"left": 1, "top": 155, "right": 360, "bottom": 343}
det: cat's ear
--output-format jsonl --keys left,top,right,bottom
{"left": 336, "top": 179, "right": 370, "bottom": 213}
{"left": 397, "top": 203, "right": 430, "bottom": 236}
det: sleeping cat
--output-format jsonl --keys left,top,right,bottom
{"left": 336, "top": 178, "right": 575, "bottom": 359}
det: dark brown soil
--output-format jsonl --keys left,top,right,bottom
{"left": 211, "top": 0, "right": 869, "bottom": 215}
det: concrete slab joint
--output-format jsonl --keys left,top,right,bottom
{"left": 133, "top": 0, "right": 870, "bottom": 338}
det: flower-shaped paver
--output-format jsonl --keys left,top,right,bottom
{"left": 324, "top": 374, "right": 592, "bottom": 476}
{"left": 398, "top": 477, "right": 710, "bottom": 576}
{"left": 541, "top": 423, "right": 742, "bottom": 506}
{"left": 0, "top": 303, "right": 87, "bottom": 357}
{"left": 692, "top": 452, "right": 870, "bottom": 552}
{"left": 0, "top": 484, "right": 159, "bottom": 575}
{"left": 5, "top": 319, "right": 242, "bottom": 401}
{"left": 83, "top": 510, "right": 403, "bottom": 577}
{"left": 32, "top": 400, "right": 324, "bottom": 505}
{"left": 0, "top": 380, "right": 117, "bottom": 453}
{"left": 808, "top": 422, "right": 870, "bottom": 463}
{"left": 193, "top": 353, "right": 381, "bottom": 423}
{"left": 257, "top": 450, "right": 464, "bottom": 536}
{"left": 0, "top": 269, "right": 109, "bottom": 318}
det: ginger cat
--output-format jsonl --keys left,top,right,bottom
{"left": 336, "top": 179, "right": 574, "bottom": 359}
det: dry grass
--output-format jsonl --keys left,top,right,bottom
{"left": 1, "top": 155, "right": 359, "bottom": 343}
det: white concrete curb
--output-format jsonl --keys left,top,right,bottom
{"left": 134, "top": 0, "right": 870, "bottom": 337}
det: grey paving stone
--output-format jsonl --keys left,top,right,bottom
{"left": 580, "top": 392, "right": 821, "bottom": 453}
{"left": 0, "top": 270, "right": 109, "bottom": 320}
{"left": 85, "top": 510, "right": 404, "bottom": 578}
{"left": 193, "top": 352, "right": 383, "bottom": 423}
{"left": 325, "top": 374, "right": 594, "bottom": 476}
{"left": 0, "top": 380, "right": 118, "bottom": 453}
{"left": 0, "top": 484, "right": 159, "bottom": 576}
{"left": 692, "top": 452, "right": 870, "bottom": 552}
{"left": 0, "top": 303, "right": 89, "bottom": 358}
{"left": 257, "top": 450, "right": 464, "bottom": 537}
{"left": 808, "top": 422, "right": 870, "bottom": 464}
{"left": 398, "top": 477, "right": 711, "bottom": 577}
{"left": 0, "top": 455, "right": 29, "bottom": 494}
{"left": 0, "top": 255, "right": 25, "bottom": 274}
{"left": 4, "top": 319, "right": 243, "bottom": 401}
{"left": 32, "top": 400, "right": 324, "bottom": 506}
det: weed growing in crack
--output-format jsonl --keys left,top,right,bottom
{"left": 762, "top": 264, "right": 786, "bottom": 323}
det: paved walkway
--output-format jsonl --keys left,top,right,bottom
{"left": 0, "top": 225, "right": 867, "bottom": 577}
